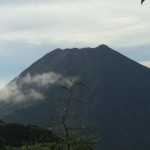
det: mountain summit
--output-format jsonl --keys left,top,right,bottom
{"left": 1, "top": 45, "right": 150, "bottom": 150}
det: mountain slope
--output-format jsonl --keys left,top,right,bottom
{"left": 1, "top": 44, "right": 150, "bottom": 150}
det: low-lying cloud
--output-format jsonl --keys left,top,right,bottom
{"left": 20, "top": 72, "right": 62, "bottom": 86}
{"left": 0, "top": 72, "right": 76, "bottom": 104}
{"left": 0, "top": 81, "right": 44, "bottom": 103}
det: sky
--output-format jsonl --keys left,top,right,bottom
{"left": 0, "top": 0, "right": 150, "bottom": 88}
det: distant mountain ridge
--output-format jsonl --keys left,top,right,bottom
{"left": 1, "top": 44, "right": 150, "bottom": 150}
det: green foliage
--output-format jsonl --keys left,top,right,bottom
{"left": 0, "top": 121, "right": 58, "bottom": 148}
{"left": 3, "top": 143, "right": 51, "bottom": 150}
{"left": 0, "top": 136, "right": 5, "bottom": 149}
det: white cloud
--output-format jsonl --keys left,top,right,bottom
{"left": 0, "top": 79, "right": 44, "bottom": 103}
{"left": 0, "top": 0, "right": 149, "bottom": 47}
{"left": 20, "top": 72, "right": 62, "bottom": 86}
{"left": 139, "top": 60, "right": 150, "bottom": 68}
{"left": 0, "top": 72, "right": 61, "bottom": 103}
{"left": 0, "top": 72, "right": 78, "bottom": 103}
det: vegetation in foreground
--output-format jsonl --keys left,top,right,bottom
{"left": 0, "top": 120, "right": 59, "bottom": 150}
{"left": 0, "top": 119, "right": 98, "bottom": 150}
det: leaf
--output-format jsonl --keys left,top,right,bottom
{"left": 141, "top": 0, "right": 145, "bottom": 4}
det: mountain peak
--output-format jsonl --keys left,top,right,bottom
{"left": 96, "top": 44, "right": 110, "bottom": 49}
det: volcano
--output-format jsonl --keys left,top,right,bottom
{"left": 1, "top": 44, "right": 150, "bottom": 150}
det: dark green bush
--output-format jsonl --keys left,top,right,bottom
{"left": 0, "top": 136, "right": 5, "bottom": 149}
{"left": 0, "top": 121, "right": 58, "bottom": 147}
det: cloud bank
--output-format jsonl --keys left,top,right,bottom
{"left": 20, "top": 72, "right": 62, "bottom": 86}
{"left": 0, "top": 0, "right": 149, "bottom": 47}
{"left": 0, "top": 72, "right": 76, "bottom": 104}
{"left": 0, "top": 81, "right": 44, "bottom": 103}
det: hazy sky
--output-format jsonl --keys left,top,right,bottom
{"left": 0, "top": 0, "right": 150, "bottom": 88}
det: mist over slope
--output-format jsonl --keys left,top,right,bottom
{"left": 1, "top": 44, "right": 150, "bottom": 150}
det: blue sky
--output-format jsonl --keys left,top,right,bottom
{"left": 0, "top": 0, "right": 150, "bottom": 88}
